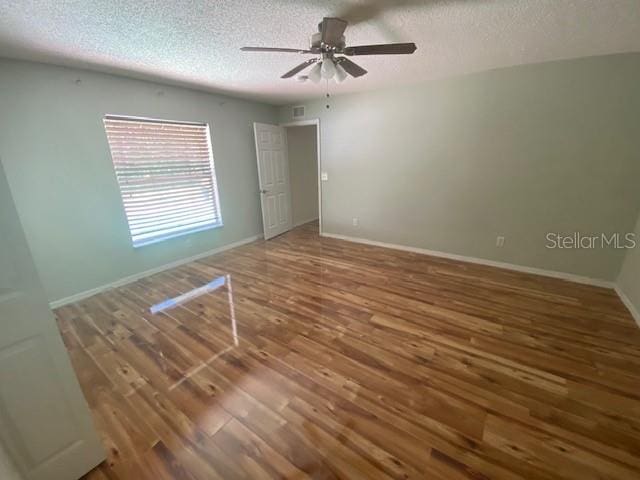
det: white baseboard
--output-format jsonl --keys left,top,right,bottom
{"left": 49, "top": 234, "right": 263, "bottom": 309}
{"left": 614, "top": 285, "right": 640, "bottom": 328}
{"left": 293, "top": 217, "right": 319, "bottom": 228}
{"left": 321, "top": 232, "right": 614, "bottom": 289}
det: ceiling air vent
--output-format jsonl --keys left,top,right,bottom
{"left": 292, "top": 105, "right": 305, "bottom": 120}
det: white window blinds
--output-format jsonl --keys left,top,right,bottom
{"left": 103, "top": 115, "right": 222, "bottom": 247}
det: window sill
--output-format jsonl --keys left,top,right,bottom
{"left": 132, "top": 221, "right": 224, "bottom": 248}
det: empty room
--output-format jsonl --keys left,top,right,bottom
{"left": 1, "top": 1, "right": 640, "bottom": 479}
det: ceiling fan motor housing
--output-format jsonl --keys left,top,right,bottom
{"left": 310, "top": 32, "right": 345, "bottom": 52}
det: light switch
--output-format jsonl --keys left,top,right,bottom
{"left": 321, "top": 172, "right": 328, "bottom": 181}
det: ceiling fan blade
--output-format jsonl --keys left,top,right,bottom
{"left": 335, "top": 57, "right": 367, "bottom": 78}
{"left": 241, "top": 47, "right": 312, "bottom": 53}
{"left": 281, "top": 58, "right": 318, "bottom": 79}
{"left": 343, "top": 43, "right": 417, "bottom": 55}
{"left": 320, "top": 17, "right": 348, "bottom": 45}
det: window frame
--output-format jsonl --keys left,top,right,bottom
{"left": 103, "top": 114, "right": 223, "bottom": 248}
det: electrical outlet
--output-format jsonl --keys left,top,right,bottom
{"left": 321, "top": 172, "right": 328, "bottom": 181}
{"left": 496, "top": 236, "right": 505, "bottom": 247}
{"left": 352, "top": 217, "right": 359, "bottom": 226}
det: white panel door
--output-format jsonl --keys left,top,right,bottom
{"left": 253, "top": 123, "right": 293, "bottom": 239}
{"left": 0, "top": 161, "right": 104, "bottom": 480}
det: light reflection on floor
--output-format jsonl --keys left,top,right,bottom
{"left": 149, "top": 273, "right": 240, "bottom": 390}
{"left": 149, "top": 275, "right": 227, "bottom": 314}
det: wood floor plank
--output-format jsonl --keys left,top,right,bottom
{"left": 53, "top": 222, "right": 640, "bottom": 479}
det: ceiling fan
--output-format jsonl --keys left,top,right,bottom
{"left": 240, "top": 17, "right": 417, "bottom": 83}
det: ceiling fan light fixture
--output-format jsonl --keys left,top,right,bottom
{"left": 308, "top": 62, "right": 322, "bottom": 83}
{"left": 320, "top": 58, "right": 337, "bottom": 79}
{"left": 334, "top": 62, "right": 348, "bottom": 83}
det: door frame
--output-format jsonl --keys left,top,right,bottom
{"left": 280, "top": 119, "right": 322, "bottom": 235}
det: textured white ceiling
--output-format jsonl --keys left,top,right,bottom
{"left": 1, "top": 0, "right": 639, "bottom": 105}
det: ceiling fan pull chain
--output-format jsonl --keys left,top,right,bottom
{"left": 325, "top": 79, "right": 331, "bottom": 109}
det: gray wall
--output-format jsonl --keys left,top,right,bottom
{"left": 279, "top": 53, "right": 640, "bottom": 281}
{"left": 617, "top": 215, "right": 640, "bottom": 323}
{"left": 286, "top": 125, "right": 318, "bottom": 226}
{"left": 0, "top": 441, "right": 21, "bottom": 480}
{"left": 0, "top": 59, "right": 276, "bottom": 302}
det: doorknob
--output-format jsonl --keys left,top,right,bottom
{"left": 260, "top": 189, "right": 268, "bottom": 194}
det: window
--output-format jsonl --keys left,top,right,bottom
{"left": 103, "top": 115, "right": 222, "bottom": 247}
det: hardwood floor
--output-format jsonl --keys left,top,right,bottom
{"left": 54, "top": 222, "right": 640, "bottom": 479}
